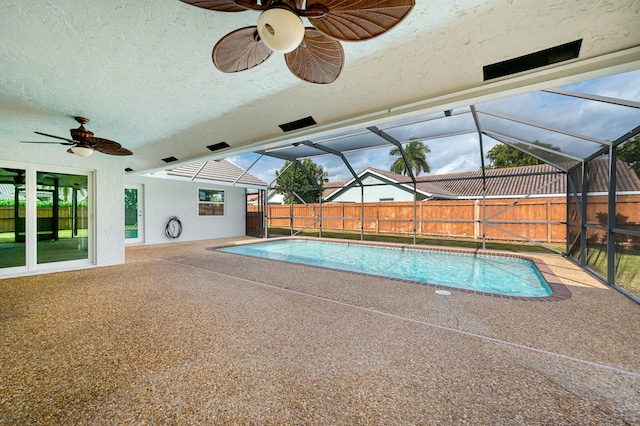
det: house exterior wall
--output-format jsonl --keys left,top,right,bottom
{"left": 329, "top": 175, "right": 416, "bottom": 202}
{"left": 1, "top": 143, "right": 251, "bottom": 277}
{"left": 124, "top": 175, "right": 246, "bottom": 245}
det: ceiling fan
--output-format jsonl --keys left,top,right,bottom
{"left": 180, "top": 0, "right": 415, "bottom": 84}
{"left": 21, "top": 117, "right": 133, "bottom": 157}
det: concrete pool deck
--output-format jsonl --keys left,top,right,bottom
{"left": 1, "top": 236, "right": 639, "bottom": 424}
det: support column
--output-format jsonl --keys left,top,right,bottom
{"left": 360, "top": 185, "right": 364, "bottom": 241}
{"left": 262, "top": 189, "right": 268, "bottom": 239}
{"left": 580, "top": 163, "right": 588, "bottom": 265}
{"left": 470, "top": 105, "right": 487, "bottom": 250}
{"left": 319, "top": 191, "right": 323, "bottom": 238}
{"left": 290, "top": 197, "right": 294, "bottom": 236}
{"left": 52, "top": 178, "right": 59, "bottom": 241}
{"left": 607, "top": 148, "right": 617, "bottom": 284}
{"left": 413, "top": 182, "right": 417, "bottom": 245}
{"left": 474, "top": 200, "right": 479, "bottom": 239}
{"left": 565, "top": 175, "right": 570, "bottom": 254}
{"left": 482, "top": 192, "right": 486, "bottom": 249}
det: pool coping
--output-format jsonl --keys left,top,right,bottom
{"left": 210, "top": 237, "right": 571, "bottom": 302}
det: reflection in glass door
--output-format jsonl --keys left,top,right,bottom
{"left": 36, "top": 171, "right": 89, "bottom": 265}
{"left": 125, "top": 185, "right": 144, "bottom": 244}
{"left": 0, "top": 167, "right": 26, "bottom": 269}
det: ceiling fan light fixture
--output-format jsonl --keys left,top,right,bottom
{"left": 257, "top": 7, "right": 305, "bottom": 53}
{"left": 71, "top": 145, "right": 95, "bottom": 157}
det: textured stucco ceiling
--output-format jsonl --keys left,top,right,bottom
{"left": 1, "top": 0, "right": 639, "bottom": 173}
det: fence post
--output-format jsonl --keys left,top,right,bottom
{"left": 419, "top": 201, "right": 422, "bottom": 237}
{"left": 474, "top": 200, "right": 479, "bottom": 240}
{"left": 547, "top": 199, "right": 552, "bottom": 243}
{"left": 319, "top": 198, "right": 322, "bottom": 238}
{"left": 290, "top": 201, "right": 293, "bottom": 235}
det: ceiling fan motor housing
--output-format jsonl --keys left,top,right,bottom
{"left": 257, "top": 5, "right": 305, "bottom": 53}
{"left": 70, "top": 126, "right": 94, "bottom": 142}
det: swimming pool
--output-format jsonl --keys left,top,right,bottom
{"left": 218, "top": 239, "right": 553, "bottom": 298}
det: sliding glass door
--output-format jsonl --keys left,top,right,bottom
{"left": 0, "top": 166, "right": 26, "bottom": 269}
{"left": 36, "top": 171, "right": 90, "bottom": 265}
{"left": 0, "top": 163, "right": 93, "bottom": 274}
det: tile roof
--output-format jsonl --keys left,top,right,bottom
{"left": 415, "top": 164, "right": 567, "bottom": 198}
{"left": 167, "top": 160, "right": 267, "bottom": 188}
{"left": 586, "top": 159, "right": 640, "bottom": 192}
{"left": 324, "top": 159, "right": 640, "bottom": 200}
{"left": 322, "top": 180, "right": 348, "bottom": 199}
{"left": 0, "top": 184, "right": 17, "bottom": 200}
{"left": 364, "top": 168, "right": 458, "bottom": 197}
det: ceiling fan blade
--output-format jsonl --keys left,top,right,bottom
{"left": 213, "top": 26, "right": 273, "bottom": 73}
{"left": 22, "top": 140, "right": 76, "bottom": 146}
{"left": 87, "top": 137, "right": 122, "bottom": 152}
{"left": 103, "top": 147, "right": 133, "bottom": 156}
{"left": 308, "top": 0, "right": 415, "bottom": 42}
{"left": 285, "top": 28, "right": 344, "bottom": 84}
{"left": 177, "top": 0, "right": 255, "bottom": 12}
{"left": 33, "top": 131, "right": 76, "bottom": 144}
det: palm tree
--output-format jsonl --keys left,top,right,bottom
{"left": 389, "top": 141, "right": 431, "bottom": 176}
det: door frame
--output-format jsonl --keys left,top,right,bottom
{"left": 0, "top": 161, "right": 95, "bottom": 276}
{"left": 125, "top": 184, "right": 144, "bottom": 244}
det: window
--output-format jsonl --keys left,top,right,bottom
{"left": 198, "top": 188, "right": 225, "bottom": 216}
{"left": 380, "top": 197, "right": 394, "bottom": 202}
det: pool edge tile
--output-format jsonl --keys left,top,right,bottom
{"left": 211, "top": 237, "right": 572, "bottom": 302}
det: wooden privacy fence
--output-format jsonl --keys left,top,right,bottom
{"left": 0, "top": 206, "right": 88, "bottom": 233}
{"left": 252, "top": 195, "right": 640, "bottom": 245}
{"left": 570, "top": 194, "right": 640, "bottom": 245}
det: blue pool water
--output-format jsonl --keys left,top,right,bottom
{"left": 219, "top": 239, "right": 552, "bottom": 297}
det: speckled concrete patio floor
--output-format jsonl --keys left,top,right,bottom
{"left": 1, "top": 236, "right": 639, "bottom": 425}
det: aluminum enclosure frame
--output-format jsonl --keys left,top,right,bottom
{"left": 238, "top": 77, "right": 640, "bottom": 303}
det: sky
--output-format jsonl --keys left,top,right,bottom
{"left": 228, "top": 69, "right": 640, "bottom": 186}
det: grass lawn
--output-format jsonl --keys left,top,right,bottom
{"left": 268, "top": 227, "right": 564, "bottom": 254}
{"left": 0, "top": 229, "right": 88, "bottom": 244}
{"left": 614, "top": 249, "right": 640, "bottom": 298}
{"left": 585, "top": 245, "right": 640, "bottom": 299}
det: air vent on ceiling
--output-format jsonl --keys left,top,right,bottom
{"left": 483, "top": 39, "right": 582, "bottom": 81}
{"left": 125, "top": 168, "right": 134, "bottom": 172}
{"left": 207, "top": 142, "right": 230, "bottom": 151}
{"left": 279, "top": 116, "right": 317, "bottom": 132}
{"left": 162, "top": 156, "right": 179, "bottom": 163}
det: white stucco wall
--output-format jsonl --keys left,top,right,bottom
{"left": 330, "top": 175, "right": 415, "bottom": 203}
{"left": 124, "top": 175, "right": 246, "bottom": 245}
{"left": 0, "top": 142, "right": 126, "bottom": 274}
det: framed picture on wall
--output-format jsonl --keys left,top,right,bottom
{"left": 198, "top": 189, "right": 225, "bottom": 216}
